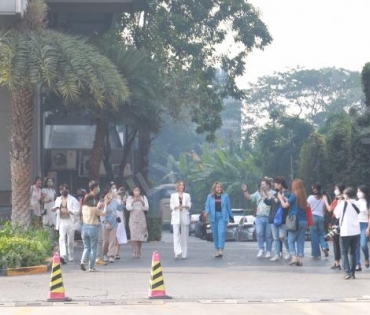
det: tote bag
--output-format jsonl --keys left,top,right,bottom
{"left": 285, "top": 213, "right": 298, "bottom": 231}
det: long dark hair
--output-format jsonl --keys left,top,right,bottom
{"left": 358, "top": 185, "right": 370, "bottom": 209}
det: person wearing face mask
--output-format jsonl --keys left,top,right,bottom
{"left": 41, "top": 177, "right": 56, "bottom": 227}
{"left": 323, "top": 183, "right": 345, "bottom": 270}
{"left": 52, "top": 184, "right": 80, "bottom": 264}
{"left": 355, "top": 185, "right": 370, "bottom": 271}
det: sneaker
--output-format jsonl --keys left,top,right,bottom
{"left": 88, "top": 267, "right": 98, "bottom": 272}
{"left": 322, "top": 248, "right": 329, "bottom": 257}
{"left": 270, "top": 255, "right": 280, "bottom": 262}
{"left": 257, "top": 249, "right": 264, "bottom": 258}
{"left": 265, "top": 251, "right": 271, "bottom": 258}
{"left": 80, "top": 262, "right": 86, "bottom": 271}
{"left": 109, "top": 257, "right": 115, "bottom": 263}
{"left": 284, "top": 254, "right": 291, "bottom": 261}
{"left": 115, "top": 255, "right": 121, "bottom": 260}
{"left": 95, "top": 259, "right": 107, "bottom": 266}
{"left": 60, "top": 256, "right": 67, "bottom": 265}
{"left": 103, "top": 255, "right": 109, "bottom": 262}
{"left": 68, "top": 258, "right": 74, "bottom": 262}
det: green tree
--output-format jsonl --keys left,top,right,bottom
{"left": 0, "top": 0, "right": 129, "bottom": 228}
{"left": 120, "top": 0, "right": 272, "bottom": 179}
{"left": 243, "top": 67, "right": 364, "bottom": 136}
{"left": 298, "top": 131, "right": 329, "bottom": 189}
{"left": 253, "top": 117, "right": 314, "bottom": 181}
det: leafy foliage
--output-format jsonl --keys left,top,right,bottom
{"left": 298, "top": 131, "right": 329, "bottom": 189}
{"left": 0, "top": 222, "right": 53, "bottom": 268}
{"left": 243, "top": 67, "right": 364, "bottom": 137}
{"left": 120, "top": 0, "right": 272, "bottom": 140}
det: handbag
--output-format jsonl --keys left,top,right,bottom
{"left": 285, "top": 212, "right": 298, "bottom": 231}
{"left": 306, "top": 206, "right": 314, "bottom": 226}
{"left": 273, "top": 206, "right": 284, "bottom": 227}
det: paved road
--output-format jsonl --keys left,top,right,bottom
{"left": 1, "top": 231, "right": 369, "bottom": 313}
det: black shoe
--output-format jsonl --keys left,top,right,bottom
{"left": 60, "top": 257, "right": 67, "bottom": 265}
{"left": 330, "top": 264, "right": 341, "bottom": 270}
{"left": 355, "top": 266, "right": 362, "bottom": 272}
{"left": 80, "top": 263, "right": 86, "bottom": 271}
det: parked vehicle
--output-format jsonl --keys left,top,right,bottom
{"left": 189, "top": 214, "right": 199, "bottom": 235}
{"left": 206, "top": 209, "right": 249, "bottom": 242}
{"left": 226, "top": 215, "right": 245, "bottom": 241}
{"left": 195, "top": 212, "right": 207, "bottom": 239}
{"left": 234, "top": 215, "right": 257, "bottom": 242}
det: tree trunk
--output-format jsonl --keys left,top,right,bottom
{"left": 118, "top": 125, "right": 138, "bottom": 184}
{"left": 89, "top": 117, "right": 107, "bottom": 181}
{"left": 103, "top": 125, "right": 114, "bottom": 182}
{"left": 10, "top": 88, "right": 34, "bottom": 229}
{"left": 138, "top": 127, "right": 151, "bottom": 182}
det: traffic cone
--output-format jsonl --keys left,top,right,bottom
{"left": 148, "top": 251, "right": 172, "bottom": 299}
{"left": 47, "top": 252, "right": 71, "bottom": 302}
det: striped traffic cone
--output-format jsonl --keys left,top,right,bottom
{"left": 47, "top": 252, "right": 71, "bottom": 302}
{"left": 148, "top": 251, "right": 171, "bottom": 299}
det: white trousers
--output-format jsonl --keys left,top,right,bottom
{"left": 59, "top": 219, "right": 75, "bottom": 260}
{"left": 173, "top": 223, "right": 189, "bottom": 258}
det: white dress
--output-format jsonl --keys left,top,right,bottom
{"left": 41, "top": 188, "right": 56, "bottom": 226}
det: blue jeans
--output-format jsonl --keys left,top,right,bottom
{"left": 288, "top": 221, "right": 308, "bottom": 257}
{"left": 270, "top": 224, "right": 289, "bottom": 256}
{"left": 255, "top": 216, "right": 272, "bottom": 252}
{"left": 356, "top": 222, "right": 369, "bottom": 265}
{"left": 81, "top": 224, "right": 99, "bottom": 269}
{"left": 211, "top": 212, "right": 227, "bottom": 250}
{"left": 310, "top": 215, "right": 329, "bottom": 257}
{"left": 340, "top": 235, "right": 359, "bottom": 276}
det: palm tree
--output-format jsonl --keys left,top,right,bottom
{"left": 0, "top": 0, "right": 129, "bottom": 228}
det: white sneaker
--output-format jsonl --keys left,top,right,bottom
{"left": 257, "top": 249, "right": 265, "bottom": 258}
{"left": 265, "top": 251, "right": 271, "bottom": 258}
{"left": 103, "top": 255, "right": 109, "bottom": 262}
{"left": 284, "top": 254, "right": 291, "bottom": 260}
{"left": 270, "top": 255, "right": 280, "bottom": 261}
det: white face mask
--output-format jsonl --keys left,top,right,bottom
{"left": 112, "top": 188, "right": 117, "bottom": 194}
{"left": 357, "top": 192, "right": 365, "bottom": 199}
{"left": 334, "top": 189, "right": 340, "bottom": 196}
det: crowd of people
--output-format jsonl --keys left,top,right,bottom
{"left": 29, "top": 177, "right": 149, "bottom": 272}
{"left": 29, "top": 175, "right": 370, "bottom": 279}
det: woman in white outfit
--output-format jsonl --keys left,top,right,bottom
{"left": 41, "top": 177, "right": 56, "bottom": 227}
{"left": 170, "top": 180, "right": 192, "bottom": 259}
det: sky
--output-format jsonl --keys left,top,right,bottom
{"left": 236, "top": 0, "right": 370, "bottom": 88}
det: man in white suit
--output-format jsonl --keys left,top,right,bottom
{"left": 52, "top": 184, "right": 80, "bottom": 264}
{"left": 170, "top": 180, "right": 192, "bottom": 259}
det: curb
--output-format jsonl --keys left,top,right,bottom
{"left": 0, "top": 257, "right": 52, "bottom": 277}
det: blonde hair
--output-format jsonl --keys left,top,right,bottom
{"left": 176, "top": 180, "right": 186, "bottom": 192}
{"left": 211, "top": 181, "right": 224, "bottom": 195}
{"left": 291, "top": 179, "right": 308, "bottom": 209}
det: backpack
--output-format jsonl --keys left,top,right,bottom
{"left": 273, "top": 206, "right": 284, "bottom": 227}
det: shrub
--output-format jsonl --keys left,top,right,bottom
{"left": 0, "top": 222, "right": 53, "bottom": 269}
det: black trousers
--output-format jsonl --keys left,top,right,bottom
{"left": 333, "top": 233, "right": 341, "bottom": 261}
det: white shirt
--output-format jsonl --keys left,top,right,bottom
{"left": 334, "top": 199, "right": 360, "bottom": 237}
{"left": 357, "top": 198, "right": 369, "bottom": 223}
{"left": 307, "top": 195, "right": 325, "bottom": 217}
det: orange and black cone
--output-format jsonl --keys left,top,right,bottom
{"left": 47, "top": 252, "right": 71, "bottom": 302}
{"left": 148, "top": 251, "right": 171, "bottom": 299}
